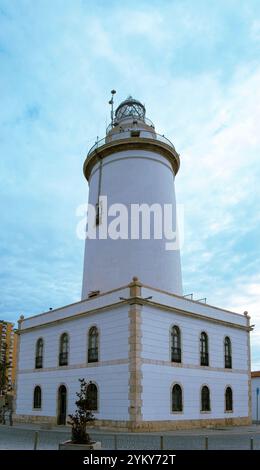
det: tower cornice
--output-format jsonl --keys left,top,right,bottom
{"left": 83, "top": 137, "right": 180, "bottom": 181}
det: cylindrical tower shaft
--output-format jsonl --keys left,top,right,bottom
{"left": 81, "top": 97, "right": 182, "bottom": 298}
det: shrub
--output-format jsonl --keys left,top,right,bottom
{"left": 67, "top": 378, "right": 95, "bottom": 444}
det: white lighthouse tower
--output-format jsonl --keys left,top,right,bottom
{"left": 82, "top": 95, "right": 183, "bottom": 298}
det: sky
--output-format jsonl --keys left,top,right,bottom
{"left": 0, "top": 0, "right": 260, "bottom": 368}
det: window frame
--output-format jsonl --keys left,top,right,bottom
{"left": 35, "top": 338, "right": 44, "bottom": 369}
{"left": 59, "top": 332, "right": 69, "bottom": 367}
{"left": 87, "top": 326, "right": 99, "bottom": 364}
{"left": 224, "top": 336, "right": 232, "bottom": 369}
{"left": 86, "top": 382, "right": 99, "bottom": 412}
{"left": 201, "top": 384, "right": 211, "bottom": 413}
{"left": 170, "top": 325, "right": 182, "bottom": 364}
{"left": 171, "top": 383, "right": 183, "bottom": 413}
{"left": 33, "top": 385, "right": 42, "bottom": 410}
{"left": 200, "top": 331, "right": 209, "bottom": 367}
{"left": 225, "top": 386, "right": 233, "bottom": 413}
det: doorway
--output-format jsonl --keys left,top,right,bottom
{"left": 57, "top": 385, "right": 67, "bottom": 425}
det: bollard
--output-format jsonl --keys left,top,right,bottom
{"left": 33, "top": 431, "right": 39, "bottom": 450}
{"left": 205, "top": 436, "right": 208, "bottom": 450}
{"left": 114, "top": 434, "right": 118, "bottom": 450}
{"left": 160, "top": 435, "right": 164, "bottom": 450}
{"left": 250, "top": 437, "right": 254, "bottom": 450}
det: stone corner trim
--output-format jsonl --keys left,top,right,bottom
{"left": 128, "top": 303, "right": 143, "bottom": 426}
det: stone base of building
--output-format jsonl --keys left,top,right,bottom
{"left": 13, "top": 414, "right": 251, "bottom": 431}
{"left": 94, "top": 417, "right": 251, "bottom": 431}
{"left": 13, "top": 414, "right": 57, "bottom": 426}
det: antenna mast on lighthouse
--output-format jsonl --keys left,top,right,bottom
{"left": 109, "top": 89, "right": 116, "bottom": 126}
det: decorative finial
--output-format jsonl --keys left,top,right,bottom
{"left": 132, "top": 276, "right": 139, "bottom": 282}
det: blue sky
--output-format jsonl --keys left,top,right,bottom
{"left": 1, "top": 0, "right": 260, "bottom": 367}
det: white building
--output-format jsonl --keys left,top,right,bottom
{"left": 15, "top": 96, "right": 252, "bottom": 430}
{"left": 251, "top": 372, "right": 260, "bottom": 422}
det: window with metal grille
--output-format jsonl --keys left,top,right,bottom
{"left": 35, "top": 338, "right": 43, "bottom": 369}
{"left": 201, "top": 385, "right": 210, "bottom": 411}
{"left": 171, "top": 326, "right": 181, "bottom": 363}
{"left": 225, "top": 387, "right": 233, "bottom": 411}
{"left": 59, "top": 333, "right": 69, "bottom": 366}
{"left": 224, "top": 337, "right": 232, "bottom": 369}
{"left": 172, "top": 384, "right": 183, "bottom": 412}
{"left": 200, "top": 332, "right": 209, "bottom": 366}
{"left": 87, "top": 383, "right": 98, "bottom": 411}
{"left": 88, "top": 326, "right": 98, "bottom": 363}
{"left": 33, "top": 386, "right": 42, "bottom": 409}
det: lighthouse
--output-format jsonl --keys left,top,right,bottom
{"left": 15, "top": 93, "right": 251, "bottom": 432}
{"left": 81, "top": 95, "right": 183, "bottom": 299}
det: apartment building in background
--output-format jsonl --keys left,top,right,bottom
{"left": 0, "top": 320, "right": 18, "bottom": 395}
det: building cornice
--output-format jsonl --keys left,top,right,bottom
{"left": 18, "top": 296, "right": 251, "bottom": 334}
{"left": 141, "top": 283, "right": 247, "bottom": 319}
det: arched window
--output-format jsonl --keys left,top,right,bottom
{"left": 225, "top": 387, "right": 233, "bottom": 412}
{"left": 88, "top": 327, "right": 99, "bottom": 363}
{"left": 172, "top": 384, "right": 183, "bottom": 412}
{"left": 33, "top": 386, "right": 42, "bottom": 409}
{"left": 57, "top": 384, "right": 67, "bottom": 425}
{"left": 171, "top": 326, "right": 181, "bottom": 363}
{"left": 201, "top": 385, "right": 210, "bottom": 412}
{"left": 59, "top": 333, "right": 69, "bottom": 366}
{"left": 200, "top": 332, "right": 209, "bottom": 366}
{"left": 224, "top": 337, "right": 232, "bottom": 369}
{"left": 87, "top": 383, "right": 98, "bottom": 411}
{"left": 35, "top": 338, "right": 43, "bottom": 369}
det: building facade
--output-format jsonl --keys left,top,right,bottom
{"left": 15, "top": 96, "right": 252, "bottom": 430}
{"left": 0, "top": 321, "right": 18, "bottom": 395}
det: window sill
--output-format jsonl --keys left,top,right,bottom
{"left": 200, "top": 410, "right": 211, "bottom": 414}
{"left": 224, "top": 410, "right": 233, "bottom": 413}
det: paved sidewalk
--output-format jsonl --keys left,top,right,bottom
{"left": 1, "top": 424, "right": 260, "bottom": 450}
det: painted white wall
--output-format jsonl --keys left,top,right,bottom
{"left": 16, "top": 365, "right": 129, "bottom": 420}
{"left": 141, "top": 364, "right": 249, "bottom": 421}
{"left": 141, "top": 305, "right": 248, "bottom": 370}
{"left": 18, "top": 306, "right": 129, "bottom": 371}
{"left": 16, "top": 305, "right": 130, "bottom": 421}
{"left": 140, "top": 305, "right": 249, "bottom": 420}
{"left": 16, "top": 297, "right": 249, "bottom": 423}
{"left": 82, "top": 148, "right": 183, "bottom": 298}
{"left": 252, "top": 376, "right": 260, "bottom": 421}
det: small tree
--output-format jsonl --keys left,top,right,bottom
{"left": 67, "top": 378, "right": 95, "bottom": 444}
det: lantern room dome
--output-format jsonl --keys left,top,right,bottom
{"left": 114, "top": 96, "right": 146, "bottom": 124}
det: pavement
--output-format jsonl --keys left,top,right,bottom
{"left": 1, "top": 423, "right": 260, "bottom": 450}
